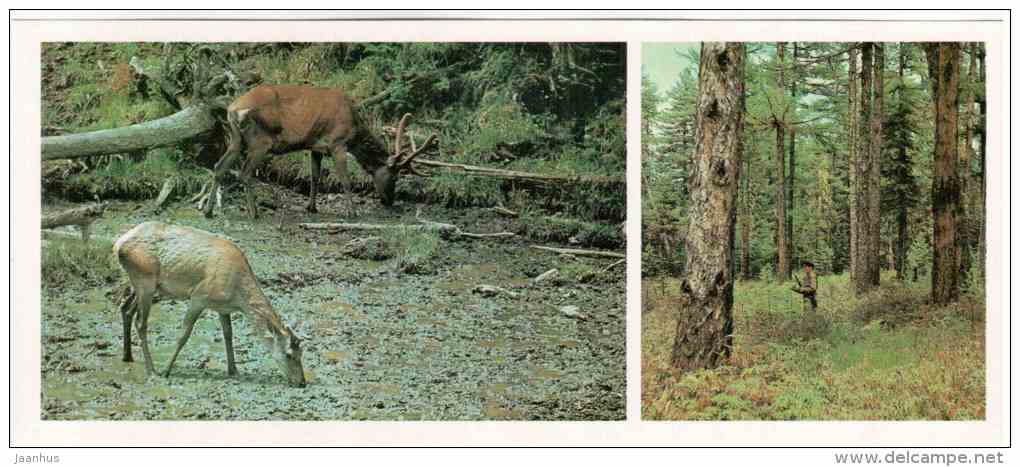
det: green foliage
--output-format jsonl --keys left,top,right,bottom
{"left": 515, "top": 214, "right": 621, "bottom": 249}
{"left": 643, "top": 274, "right": 985, "bottom": 420}
{"left": 50, "top": 150, "right": 207, "bottom": 201}
{"left": 643, "top": 42, "right": 983, "bottom": 282}
{"left": 43, "top": 42, "right": 626, "bottom": 224}
{"left": 41, "top": 237, "right": 118, "bottom": 290}
{"left": 389, "top": 228, "right": 440, "bottom": 275}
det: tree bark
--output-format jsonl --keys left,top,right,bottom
{"left": 868, "top": 43, "right": 883, "bottom": 287}
{"left": 958, "top": 43, "right": 978, "bottom": 280}
{"left": 847, "top": 44, "right": 859, "bottom": 282}
{"left": 41, "top": 105, "right": 219, "bottom": 160}
{"left": 671, "top": 42, "right": 744, "bottom": 371}
{"left": 774, "top": 42, "right": 790, "bottom": 281}
{"left": 976, "top": 42, "right": 987, "bottom": 279}
{"left": 925, "top": 43, "right": 962, "bottom": 305}
{"left": 851, "top": 42, "right": 879, "bottom": 294}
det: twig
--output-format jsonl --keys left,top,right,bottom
{"left": 601, "top": 258, "right": 626, "bottom": 273}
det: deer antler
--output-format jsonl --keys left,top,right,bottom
{"left": 387, "top": 113, "right": 413, "bottom": 168}
{"left": 386, "top": 113, "right": 438, "bottom": 175}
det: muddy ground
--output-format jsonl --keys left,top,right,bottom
{"left": 40, "top": 188, "right": 625, "bottom": 420}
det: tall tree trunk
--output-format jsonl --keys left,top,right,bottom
{"left": 868, "top": 43, "right": 883, "bottom": 287}
{"left": 774, "top": 42, "right": 790, "bottom": 281}
{"left": 976, "top": 42, "right": 987, "bottom": 279}
{"left": 672, "top": 42, "right": 745, "bottom": 371}
{"left": 741, "top": 152, "right": 753, "bottom": 280}
{"left": 739, "top": 78, "right": 752, "bottom": 281}
{"left": 851, "top": 43, "right": 874, "bottom": 293}
{"left": 787, "top": 42, "right": 798, "bottom": 271}
{"left": 958, "top": 43, "right": 978, "bottom": 280}
{"left": 851, "top": 42, "right": 881, "bottom": 293}
{"left": 847, "top": 44, "right": 859, "bottom": 282}
{"left": 894, "top": 43, "right": 909, "bottom": 280}
{"left": 925, "top": 43, "right": 962, "bottom": 305}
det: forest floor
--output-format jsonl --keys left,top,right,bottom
{"left": 40, "top": 187, "right": 625, "bottom": 421}
{"left": 641, "top": 275, "right": 985, "bottom": 420}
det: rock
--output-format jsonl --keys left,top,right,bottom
{"left": 473, "top": 284, "right": 518, "bottom": 298}
{"left": 559, "top": 305, "right": 587, "bottom": 321}
{"left": 532, "top": 269, "right": 558, "bottom": 284}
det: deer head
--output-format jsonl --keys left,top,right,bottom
{"left": 266, "top": 326, "right": 306, "bottom": 388}
{"left": 375, "top": 113, "right": 437, "bottom": 206}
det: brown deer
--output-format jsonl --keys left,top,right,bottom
{"left": 114, "top": 221, "right": 307, "bottom": 387}
{"left": 203, "top": 85, "right": 436, "bottom": 218}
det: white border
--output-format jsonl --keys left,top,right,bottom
{"left": 9, "top": 12, "right": 1010, "bottom": 447}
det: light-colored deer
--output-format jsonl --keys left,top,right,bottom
{"left": 114, "top": 221, "right": 306, "bottom": 387}
{"left": 203, "top": 85, "right": 437, "bottom": 218}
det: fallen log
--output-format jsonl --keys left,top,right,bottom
{"left": 41, "top": 104, "right": 218, "bottom": 160}
{"left": 41, "top": 203, "right": 108, "bottom": 242}
{"left": 529, "top": 245, "right": 625, "bottom": 259}
{"left": 413, "top": 158, "right": 624, "bottom": 187}
{"left": 298, "top": 220, "right": 516, "bottom": 240}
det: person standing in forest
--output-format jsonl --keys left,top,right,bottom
{"left": 791, "top": 260, "right": 817, "bottom": 312}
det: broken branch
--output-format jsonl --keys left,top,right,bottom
{"left": 529, "top": 245, "right": 625, "bottom": 259}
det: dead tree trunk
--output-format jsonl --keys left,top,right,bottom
{"left": 671, "top": 42, "right": 744, "bottom": 371}
{"left": 925, "top": 42, "right": 962, "bottom": 305}
{"left": 41, "top": 203, "right": 108, "bottom": 242}
{"left": 41, "top": 105, "right": 219, "bottom": 160}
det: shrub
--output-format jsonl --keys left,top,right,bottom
{"left": 852, "top": 285, "right": 927, "bottom": 329}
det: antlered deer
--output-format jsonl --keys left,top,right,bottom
{"left": 203, "top": 85, "right": 436, "bottom": 218}
{"left": 114, "top": 221, "right": 306, "bottom": 387}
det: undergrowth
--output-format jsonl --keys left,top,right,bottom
{"left": 41, "top": 236, "right": 119, "bottom": 291}
{"left": 642, "top": 274, "right": 986, "bottom": 420}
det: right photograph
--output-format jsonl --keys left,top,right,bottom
{"left": 641, "top": 42, "right": 987, "bottom": 420}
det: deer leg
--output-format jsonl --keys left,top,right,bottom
{"left": 331, "top": 145, "right": 351, "bottom": 193}
{"left": 219, "top": 313, "right": 238, "bottom": 377}
{"left": 133, "top": 287, "right": 157, "bottom": 376}
{"left": 204, "top": 143, "right": 242, "bottom": 218}
{"left": 163, "top": 295, "right": 208, "bottom": 378}
{"left": 306, "top": 151, "right": 324, "bottom": 213}
{"left": 118, "top": 288, "right": 137, "bottom": 362}
{"left": 241, "top": 148, "right": 271, "bottom": 220}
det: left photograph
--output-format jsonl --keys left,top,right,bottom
{"left": 40, "top": 42, "right": 627, "bottom": 420}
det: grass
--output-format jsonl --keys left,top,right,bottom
{"left": 642, "top": 273, "right": 986, "bottom": 420}
{"left": 41, "top": 236, "right": 120, "bottom": 291}
{"left": 47, "top": 150, "right": 208, "bottom": 202}
{"left": 389, "top": 228, "right": 441, "bottom": 275}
